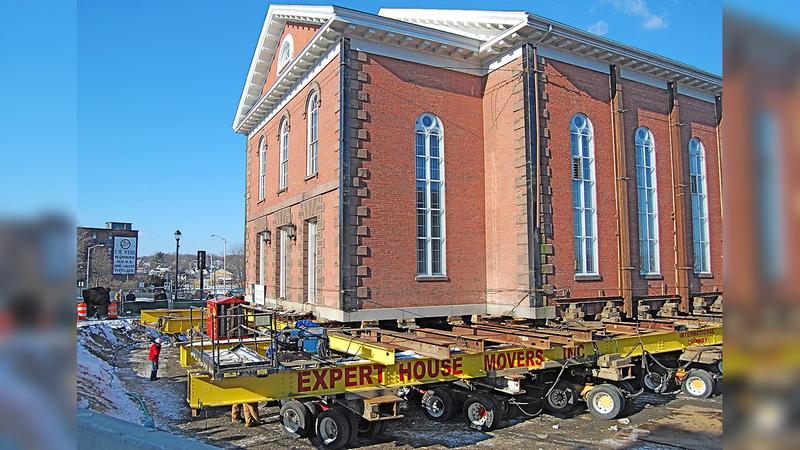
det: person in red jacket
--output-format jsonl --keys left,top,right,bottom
{"left": 148, "top": 338, "right": 162, "bottom": 381}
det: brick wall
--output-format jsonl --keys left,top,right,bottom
{"left": 356, "top": 53, "right": 488, "bottom": 309}
{"left": 245, "top": 53, "right": 341, "bottom": 309}
{"left": 483, "top": 56, "right": 529, "bottom": 306}
{"left": 542, "top": 59, "right": 620, "bottom": 299}
{"left": 678, "top": 94, "right": 723, "bottom": 294}
{"left": 261, "top": 22, "right": 322, "bottom": 96}
{"left": 621, "top": 78, "right": 677, "bottom": 297}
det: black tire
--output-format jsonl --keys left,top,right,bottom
{"left": 342, "top": 407, "right": 359, "bottom": 446}
{"left": 357, "top": 418, "right": 386, "bottom": 438}
{"left": 543, "top": 380, "right": 579, "bottom": 414}
{"left": 421, "top": 387, "right": 456, "bottom": 422}
{"left": 586, "top": 384, "right": 626, "bottom": 420}
{"left": 311, "top": 408, "right": 352, "bottom": 450}
{"left": 642, "top": 368, "right": 670, "bottom": 393}
{"left": 463, "top": 393, "right": 503, "bottom": 431}
{"left": 279, "top": 400, "right": 314, "bottom": 438}
{"left": 682, "top": 369, "right": 715, "bottom": 399}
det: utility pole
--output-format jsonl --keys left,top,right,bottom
{"left": 86, "top": 244, "right": 104, "bottom": 287}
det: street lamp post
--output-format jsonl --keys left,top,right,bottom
{"left": 86, "top": 244, "right": 105, "bottom": 287}
{"left": 211, "top": 234, "right": 227, "bottom": 293}
{"left": 172, "top": 229, "right": 181, "bottom": 308}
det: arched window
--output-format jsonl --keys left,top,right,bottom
{"left": 571, "top": 113, "right": 598, "bottom": 275}
{"left": 689, "top": 138, "right": 711, "bottom": 273}
{"left": 415, "top": 113, "right": 445, "bottom": 276}
{"left": 635, "top": 127, "right": 660, "bottom": 275}
{"left": 277, "top": 35, "right": 293, "bottom": 73}
{"left": 258, "top": 137, "right": 266, "bottom": 200}
{"left": 279, "top": 118, "right": 289, "bottom": 190}
{"left": 306, "top": 92, "right": 319, "bottom": 176}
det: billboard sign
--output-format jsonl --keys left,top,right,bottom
{"left": 112, "top": 236, "right": 138, "bottom": 275}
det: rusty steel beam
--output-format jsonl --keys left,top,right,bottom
{"left": 609, "top": 64, "right": 634, "bottom": 317}
{"left": 667, "top": 81, "right": 691, "bottom": 312}
{"left": 451, "top": 324, "right": 553, "bottom": 349}
{"left": 362, "top": 329, "right": 452, "bottom": 360}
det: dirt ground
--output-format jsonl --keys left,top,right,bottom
{"left": 116, "top": 329, "right": 722, "bottom": 450}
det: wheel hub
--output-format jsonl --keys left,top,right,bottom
{"left": 282, "top": 409, "right": 300, "bottom": 433}
{"left": 319, "top": 417, "right": 338, "bottom": 444}
{"left": 687, "top": 377, "right": 706, "bottom": 396}
{"left": 592, "top": 392, "right": 615, "bottom": 414}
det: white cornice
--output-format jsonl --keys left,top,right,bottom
{"left": 233, "top": 6, "right": 722, "bottom": 135}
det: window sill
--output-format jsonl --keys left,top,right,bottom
{"left": 304, "top": 172, "right": 318, "bottom": 182}
{"left": 276, "top": 188, "right": 287, "bottom": 196}
{"left": 574, "top": 274, "right": 602, "bottom": 282}
{"left": 415, "top": 275, "right": 449, "bottom": 282}
{"left": 641, "top": 273, "right": 663, "bottom": 280}
{"left": 695, "top": 272, "right": 714, "bottom": 279}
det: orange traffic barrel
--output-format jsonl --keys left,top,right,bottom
{"left": 77, "top": 302, "right": 88, "bottom": 321}
{"left": 108, "top": 301, "right": 118, "bottom": 319}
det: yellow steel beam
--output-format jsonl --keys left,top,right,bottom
{"left": 328, "top": 332, "right": 396, "bottom": 365}
{"left": 186, "top": 324, "right": 722, "bottom": 408}
{"left": 140, "top": 308, "right": 205, "bottom": 324}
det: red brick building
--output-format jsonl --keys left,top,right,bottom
{"left": 234, "top": 6, "right": 722, "bottom": 322}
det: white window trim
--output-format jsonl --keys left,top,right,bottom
{"left": 689, "top": 138, "right": 712, "bottom": 275}
{"left": 258, "top": 137, "right": 266, "bottom": 201}
{"left": 571, "top": 113, "right": 599, "bottom": 276}
{"left": 635, "top": 127, "right": 660, "bottom": 276}
{"left": 415, "top": 113, "right": 446, "bottom": 277}
{"left": 307, "top": 221, "right": 317, "bottom": 304}
{"left": 277, "top": 34, "right": 294, "bottom": 74}
{"left": 279, "top": 118, "right": 289, "bottom": 190}
{"left": 258, "top": 231, "right": 267, "bottom": 285}
{"left": 279, "top": 228, "right": 288, "bottom": 299}
{"left": 306, "top": 92, "right": 319, "bottom": 176}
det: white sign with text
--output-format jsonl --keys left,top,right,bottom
{"left": 112, "top": 236, "right": 138, "bottom": 275}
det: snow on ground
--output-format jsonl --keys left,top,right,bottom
{"left": 77, "top": 320, "right": 147, "bottom": 424}
{"left": 76, "top": 318, "right": 183, "bottom": 428}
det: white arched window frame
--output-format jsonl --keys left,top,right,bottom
{"left": 258, "top": 137, "right": 266, "bottom": 201}
{"left": 635, "top": 127, "right": 660, "bottom": 275}
{"left": 277, "top": 35, "right": 293, "bottom": 73}
{"left": 689, "top": 138, "right": 711, "bottom": 274}
{"left": 306, "top": 92, "right": 319, "bottom": 176}
{"left": 415, "top": 113, "right": 446, "bottom": 277}
{"left": 279, "top": 118, "right": 289, "bottom": 190}
{"left": 571, "top": 113, "right": 599, "bottom": 275}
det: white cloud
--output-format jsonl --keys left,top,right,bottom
{"left": 603, "top": 0, "right": 668, "bottom": 30}
{"left": 587, "top": 20, "right": 610, "bottom": 36}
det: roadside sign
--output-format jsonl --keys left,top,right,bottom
{"left": 112, "top": 236, "right": 138, "bottom": 275}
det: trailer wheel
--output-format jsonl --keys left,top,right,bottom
{"left": 422, "top": 387, "right": 456, "bottom": 422}
{"left": 279, "top": 400, "right": 313, "bottom": 438}
{"left": 463, "top": 393, "right": 503, "bottom": 431}
{"left": 642, "top": 369, "right": 669, "bottom": 393}
{"left": 544, "top": 380, "right": 578, "bottom": 414}
{"left": 586, "top": 384, "right": 625, "bottom": 420}
{"left": 311, "top": 408, "right": 352, "bottom": 450}
{"left": 357, "top": 418, "right": 386, "bottom": 438}
{"left": 682, "top": 369, "right": 714, "bottom": 399}
{"left": 342, "top": 408, "right": 359, "bottom": 446}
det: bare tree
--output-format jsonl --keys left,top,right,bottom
{"left": 227, "top": 245, "right": 245, "bottom": 290}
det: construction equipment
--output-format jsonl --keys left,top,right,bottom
{"left": 169, "top": 298, "right": 723, "bottom": 449}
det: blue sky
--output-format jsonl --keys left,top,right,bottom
{"left": 2, "top": 1, "right": 721, "bottom": 255}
